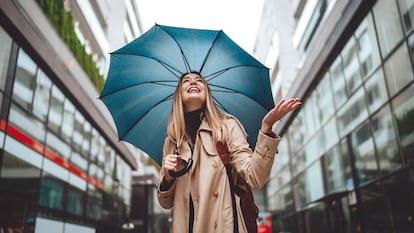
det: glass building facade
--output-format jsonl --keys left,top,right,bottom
{"left": 0, "top": 2, "right": 136, "bottom": 233}
{"left": 263, "top": 0, "right": 414, "bottom": 232}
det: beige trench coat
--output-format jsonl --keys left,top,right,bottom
{"left": 157, "top": 115, "right": 280, "bottom": 233}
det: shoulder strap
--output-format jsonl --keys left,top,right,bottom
{"left": 216, "top": 142, "right": 239, "bottom": 233}
{"left": 216, "top": 141, "right": 230, "bottom": 164}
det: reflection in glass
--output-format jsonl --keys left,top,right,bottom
{"left": 12, "top": 49, "right": 37, "bottom": 110}
{"left": 291, "top": 149, "right": 306, "bottom": 176}
{"left": 384, "top": 43, "right": 414, "bottom": 97}
{"left": 66, "top": 187, "right": 84, "bottom": 216}
{"left": 62, "top": 100, "right": 75, "bottom": 143}
{"left": 39, "top": 175, "right": 64, "bottom": 210}
{"left": 354, "top": 13, "right": 381, "bottom": 79}
{"left": 371, "top": 105, "right": 401, "bottom": 174}
{"left": 373, "top": 0, "right": 404, "bottom": 57}
{"left": 350, "top": 121, "right": 378, "bottom": 186}
{"left": 398, "top": 0, "right": 414, "bottom": 33}
{"left": 33, "top": 70, "right": 52, "bottom": 121}
{"left": 72, "top": 111, "right": 85, "bottom": 152}
{"left": 303, "top": 95, "right": 318, "bottom": 137}
{"left": 268, "top": 184, "right": 294, "bottom": 214}
{"left": 81, "top": 121, "right": 91, "bottom": 156}
{"left": 315, "top": 73, "right": 335, "bottom": 124}
{"left": 48, "top": 86, "right": 64, "bottom": 134}
{"left": 323, "top": 144, "right": 352, "bottom": 193}
{"left": 9, "top": 104, "right": 46, "bottom": 144}
{"left": 86, "top": 187, "right": 102, "bottom": 220}
{"left": 330, "top": 56, "right": 348, "bottom": 109}
{"left": 288, "top": 111, "right": 306, "bottom": 153}
{"left": 392, "top": 84, "right": 414, "bottom": 165}
{"left": 365, "top": 68, "right": 389, "bottom": 114}
{"left": 323, "top": 117, "right": 339, "bottom": 151}
{"left": 342, "top": 37, "right": 362, "bottom": 94}
{"left": 45, "top": 132, "right": 71, "bottom": 160}
{"left": 0, "top": 27, "right": 12, "bottom": 90}
{"left": 294, "top": 161, "right": 324, "bottom": 207}
{"left": 337, "top": 87, "right": 369, "bottom": 137}
{"left": 70, "top": 151, "right": 87, "bottom": 172}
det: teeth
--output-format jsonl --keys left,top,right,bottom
{"left": 188, "top": 87, "right": 199, "bottom": 93}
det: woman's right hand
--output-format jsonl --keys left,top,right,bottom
{"left": 163, "top": 153, "right": 180, "bottom": 183}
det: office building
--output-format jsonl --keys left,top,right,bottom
{"left": 0, "top": 0, "right": 147, "bottom": 232}
{"left": 254, "top": 0, "right": 414, "bottom": 232}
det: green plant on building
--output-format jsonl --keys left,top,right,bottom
{"left": 37, "top": 0, "right": 105, "bottom": 92}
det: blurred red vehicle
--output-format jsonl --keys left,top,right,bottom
{"left": 257, "top": 211, "right": 272, "bottom": 233}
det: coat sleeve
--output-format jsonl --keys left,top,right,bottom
{"left": 225, "top": 116, "right": 281, "bottom": 189}
{"left": 157, "top": 138, "right": 176, "bottom": 209}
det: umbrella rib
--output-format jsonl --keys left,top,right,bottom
{"left": 159, "top": 26, "right": 191, "bottom": 73}
{"left": 120, "top": 93, "right": 175, "bottom": 140}
{"left": 209, "top": 83, "right": 273, "bottom": 111}
{"left": 99, "top": 81, "right": 178, "bottom": 97}
{"left": 199, "top": 30, "right": 222, "bottom": 74}
{"left": 112, "top": 52, "right": 183, "bottom": 78}
{"left": 204, "top": 65, "right": 268, "bottom": 81}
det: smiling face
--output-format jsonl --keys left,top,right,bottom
{"left": 180, "top": 73, "right": 207, "bottom": 112}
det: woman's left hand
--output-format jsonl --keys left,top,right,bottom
{"left": 261, "top": 98, "right": 302, "bottom": 133}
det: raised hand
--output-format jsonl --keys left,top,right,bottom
{"left": 261, "top": 98, "right": 302, "bottom": 133}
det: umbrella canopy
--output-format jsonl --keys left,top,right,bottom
{"left": 100, "top": 24, "right": 274, "bottom": 165}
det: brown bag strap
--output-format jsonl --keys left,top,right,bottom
{"left": 216, "top": 141, "right": 230, "bottom": 164}
{"left": 216, "top": 141, "right": 239, "bottom": 233}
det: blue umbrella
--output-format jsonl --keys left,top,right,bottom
{"left": 100, "top": 24, "right": 274, "bottom": 165}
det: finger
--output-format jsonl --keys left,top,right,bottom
{"left": 274, "top": 99, "right": 285, "bottom": 110}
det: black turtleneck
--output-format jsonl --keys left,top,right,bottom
{"left": 184, "top": 108, "right": 203, "bottom": 233}
{"left": 184, "top": 107, "right": 204, "bottom": 145}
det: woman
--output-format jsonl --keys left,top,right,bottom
{"left": 157, "top": 72, "right": 301, "bottom": 233}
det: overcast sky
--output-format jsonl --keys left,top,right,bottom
{"left": 136, "top": 0, "right": 264, "bottom": 53}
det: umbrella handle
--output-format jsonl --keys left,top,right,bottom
{"left": 168, "top": 157, "right": 193, "bottom": 177}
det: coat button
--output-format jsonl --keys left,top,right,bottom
{"left": 212, "top": 161, "right": 218, "bottom": 168}
{"left": 214, "top": 222, "right": 217, "bottom": 229}
{"left": 213, "top": 191, "right": 219, "bottom": 197}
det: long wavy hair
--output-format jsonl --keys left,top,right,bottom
{"left": 167, "top": 72, "right": 226, "bottom": 147}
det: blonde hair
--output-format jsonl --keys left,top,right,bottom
{"left": 167, "top": 72, "right": 226, "bottom": 147}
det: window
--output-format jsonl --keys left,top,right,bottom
{"left": 337, "top": 87, "right": 369, "bottom": 137}
{"left": 383, "top": 43, "right": 414, "bottom": 97}
{"left": 354, "top": 13, "right": 381, "bottom": 79}
{"left": 12, "top": 49, "right": 37, "bottom": 110}
{"left": 0, "top": 27, "right": 12, "bottom": 90}
{"left": 342, "top": 37, "right": 362, "bottom": 94}
{"left": 61, "top": 100, "right": 75, "bottom": 143}
{"left": 323, "top": 143, "right": 352, "bottom": 193}
{"left": 364, "top": 68, "right": 389, "bottom": 114}
{"left": 350, "top": 121, "right": 378, "bottom": 186}
{"left": 315, "top": 73, "right": 335, "bottom": 124}
{"left": 371, "top": 105, "right": 401, "bottom": 175}
{"left": 373, "top": 0, "right": 404, "bottom": 58}
{"left": 392, "top": 84, "right": 414, "bottom": 165}
{"left": 66, "top": 187, "right": 84, "bottom": 216}
{"left": 330, "top": 56, "right": 348, "bottom": 109}
{"left": 39, "top": 176, "right": 64, "bottom": 210}
{"left": 294, "top": 161, "right": 324, "bottom": 208}
{"left": 48, "top": 86, "right": 64, "bottom": 134}
{"left": 33, "top": 70, "right": 52, "bottom": 121}
{"left": 398, "top": 0, "right": 414, "bottom": 33}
